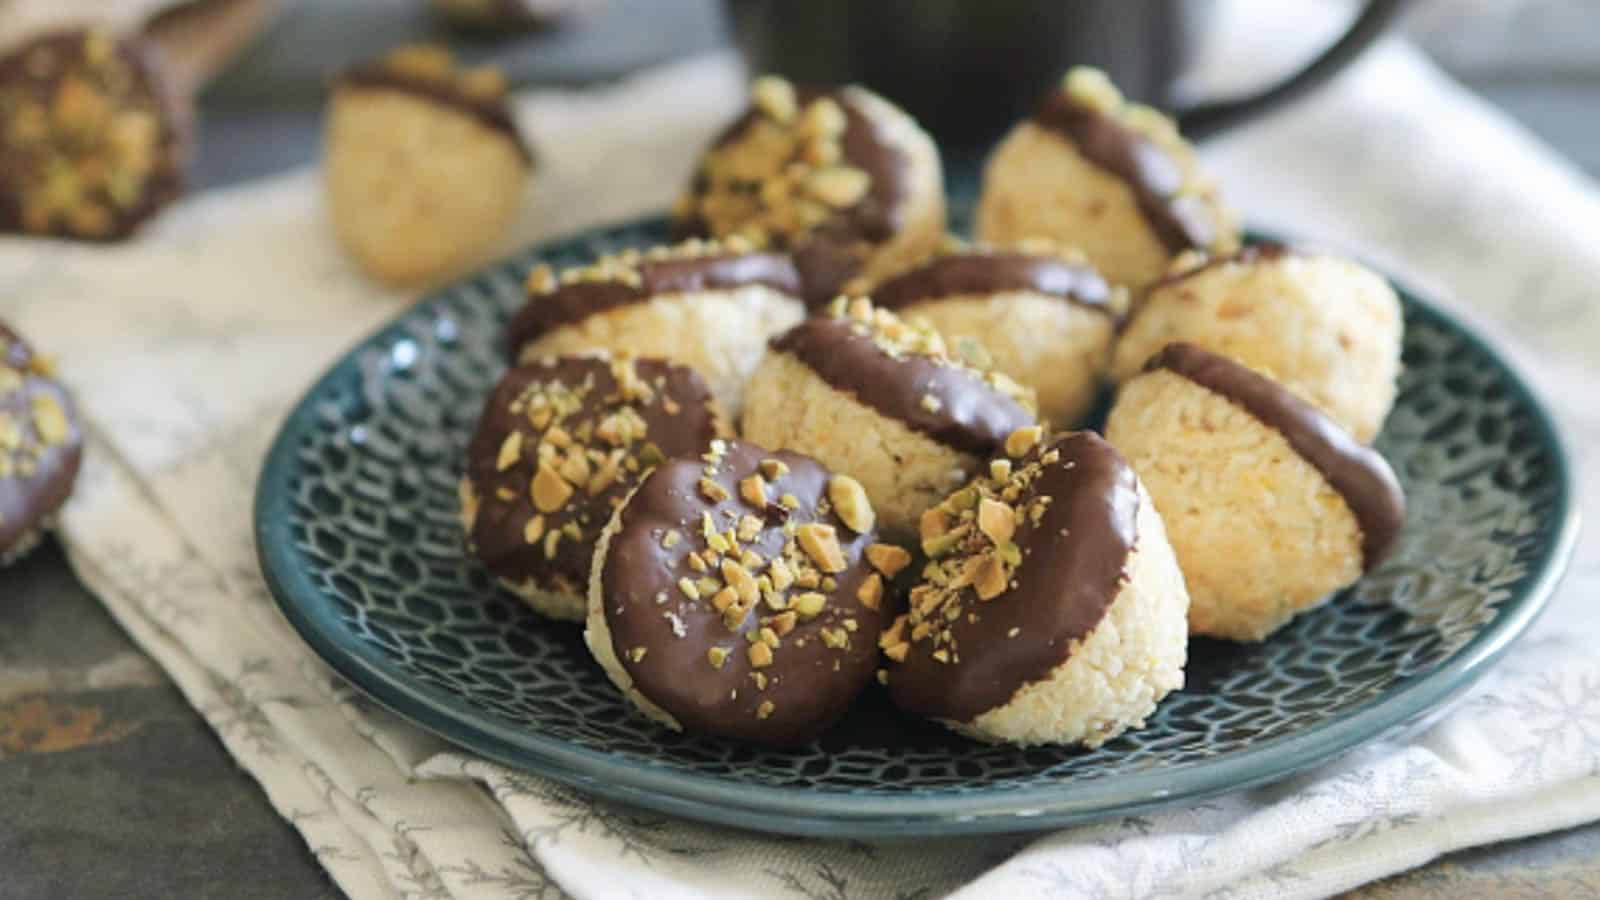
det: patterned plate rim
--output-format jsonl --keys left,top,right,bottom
{"left": 255, "top": 218, "right": 1580, "bottom": 837}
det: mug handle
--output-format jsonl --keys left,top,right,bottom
{"left": 1176, "top": 0, "right": 1411, "bottom": 139}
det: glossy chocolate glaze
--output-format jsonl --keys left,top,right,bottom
{"left": 339, "top": 64, "right": 533, "bottom": 165}
{"left": 0, "top": 323, "right": 83, "bottom": 556}
{"left": 600, "top": 440, "right": 889, "bottom": 745}
{"left": 889, "top": 432, "right": 1139, "bottom": 722}
{"left": 0, "top": 29, "right": 190, "bottom": 241}
{"left": 770, "top": 315, "right": 1036, "bottom": 457}
{"left": 871, "top": 251, "right": 1114, "bottom": 316}
{"left": 1034, "top": 92, "right": 1215, "bottom": 254}
{"left": 1145, "top": 342, "right": 1405, "bottom": 568}
{"left": 679, "top": 86, "right": 911, "bottom": 304}
{"left": 505, "top": 251, "right": 803, "bottom": 356}
{"left": 464, "top": 356, "right": 722, "bottom": 593}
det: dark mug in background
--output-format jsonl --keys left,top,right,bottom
{"left": 724, "top": 0, "right": 1409, "bottom": 149}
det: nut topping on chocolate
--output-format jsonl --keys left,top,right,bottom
{"left": 0, "top": 323, "right": 83, "bottom": 559}
{"left": 463, "top": 354, "right": 723, "bottom": 599}
{"left": 598, "top": 440, "right": 904, "bottom": 743}
{"left": 0, "top": 29, "right": 189, "bottom": 241}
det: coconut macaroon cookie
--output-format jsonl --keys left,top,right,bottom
{"left": 1, "top": 323, "right": 84, "bottom": 566}
{"left": 868, "top": 241, "right": 1127, "bottom": 427}
{"left": 586, "top": 439, "right": 906, "bottom": 744}
{"left": 976, "top": 67, "right": 1238, "bottom": 292}
{"left": 742, "top": 298, "right": 1037, "bottom": 536}
{"left": 460, "top": 354, "right": 726, "bottom": 621}
{"left": 325, "top": 45, "right": 533, "bottom": 285}
{"left": 0, "top": 28, "right": 190, "bottom": 241}
{"left": 1110, "top": 244, "right": 1404, "bottom": 442}
{"left": 1106, "top": 343, "right": 1406, "bottom": 642}
{"left": 882, "top": 429, "right": 1188, "bottom": 747}
{"left": 674, "top": 76, "right": 945, "bottom": 304}
{"left": 506, "top": 238, "right": 805, "bottom": 418}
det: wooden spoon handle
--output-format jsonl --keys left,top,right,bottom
{"left": 140, "top": 0, "right": 280, "bottom": 98}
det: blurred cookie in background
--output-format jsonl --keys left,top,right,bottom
{"left": 977, "top": 67, "right": 1238, "bottom": 293}
{"left": 323, "top": 44, "right": 534, "bottom": 286}
{"left": 674, "top": 76, "right": 946, "bottom": 306}
{"left": 0, "top": 27, "right": 190, "bottom": 241}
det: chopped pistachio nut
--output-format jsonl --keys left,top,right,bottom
{"left": 977, "top": 497, "right": 1017, "bottom": 546}
{"left": 1005, "top": 425, "right": 1043, "bottom": 458}
{"left": 865, "top": 543, "right": 912, "bottom": 578}
{"left": 792, "top": 591, "right": 827, "bottom": 619}
{"left": 771, "top": 610, "right": 798, "bottom": 636}
{"left": 759, "top": 458, "right": 789, "bottom": 480}
{"left": 748, "top": 642, "right": 774, "bottom": 668}
{"left": 699, "top": 477, "right": 729, "bottom": 503}
{"left": 707, "top": 646, "right": 730, "bottom": 669}
{"left": 495, "top": 431, "right": 523, "bottom": 471}
{"left": 827, "top": 474, "right": 875, "bottom": 534}
{"left": 756, "top": 700, "right": 776, "bottom": 720}
{"left": 679, "top": 77, "right": 869, "bottom": 247}
{"left": 796, "top": 523, "right": 847, "bottom": 573}
{"left": 768, "top": 557, "right": 795, "bottom": 591}
{"left": 523, "top": 515, "right": 545, "bottom": 544}
{"left": 739, "top": 473, "right": 768, "bottom": 507}
{"left": 856, "top": 573, "right": 883, "bottom": 610}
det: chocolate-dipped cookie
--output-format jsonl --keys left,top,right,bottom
{"left": 882, "top": 429, "right": 1188, "bottom": 747}
{"left": 0, "top": 28, "right": 189, "bottom": 241}
{"left": 325, "top": 45, "right": 533, "bottom": 286}
{"left": 674, "top": 76, "right": 945, "bottom": 305}
{"left": 1111, "top": 244, "right": 1404, "bottom": 443}
{"left": 1, "top": 323, "right": 84, "bottom": 565}
{"left": 507, "top": 238, "right": 806, "bottom": 418}
{"left": 741, "top": 297, "right": 1037, "bottom": 537}
{"left": 585, "top": 438, "right": 906, "bottom": 745}
{"left": 1105, "top": 342, "right": 1405, "bottom": 642}
{"left": 867, "top": 240, "right": 1126, "bottom": 427}
{"left": 460, "top": 353, "right": 727, "bottom": 621}
{"left": 976, "top": 67, "right": 1238, "bottom": 292}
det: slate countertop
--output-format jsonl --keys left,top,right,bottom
{"left": 4, "top": 1, "right": 1598, "bottom": 896}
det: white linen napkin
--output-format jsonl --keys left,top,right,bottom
{"left": 5, "top": 15, "right": 1600, "bottom": 900}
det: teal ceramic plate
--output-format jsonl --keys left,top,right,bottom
{"left": 256, "top": 215, "right": 1578, "bottom": 837}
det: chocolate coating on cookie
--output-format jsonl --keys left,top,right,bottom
{"left": 600, "top": 440, "right": 894, "bottom": 744}
{"left": 886, "top": 431, "right": 1138, "bottom": 722}
{"left": 676, "top": 80, "right": 911, "bottom": 303}
{"left": 1143, "top": 342, "right": 1405, "bottom": 568}
{"left": 338, "top": 47, "right": 532, "bottom": 165}
{"left": 1034, "top": 90, "right": 1216, "bottom": 254}
{"left": 871, "top": 251, "right": 1115, "bottom": 317}
{"left": 506, "top": 248, "right": 802, "bottom": 355}
{"left": 0, "top": 323, "right": 83, "bottom": 557}
{"left": 769, "top": 301, "right": 1035, "bottom": 456}
{"left": 0, "top": 28, "right": 189, "bottom": 241}
{"left": 1147, "top": 242, "right": 1295, "bottom": 294}
{"left": 465, "top": 355, "right": 722, "bottom": 593}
